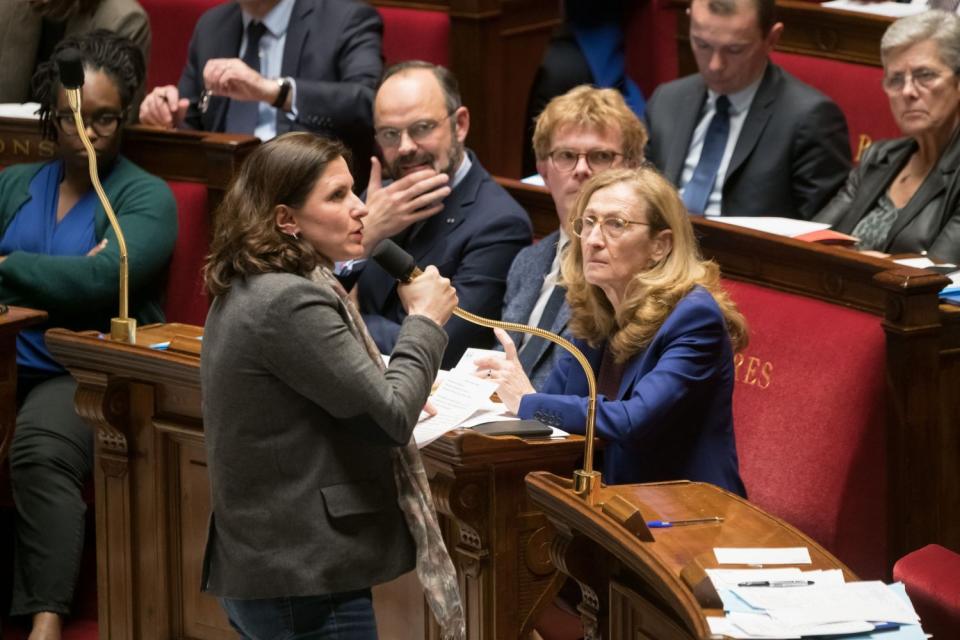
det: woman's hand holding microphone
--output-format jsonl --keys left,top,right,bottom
{"left": 397, "top": 266, "right": 458, "bottom": 327}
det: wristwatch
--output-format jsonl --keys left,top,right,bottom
{"left": 272, "top": 77, "right": 292, "bottom": 109}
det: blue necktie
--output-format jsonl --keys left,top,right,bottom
{"left": 225, "top": 21, "right": 267, "bottom": 134}
{"left": 682, "top": 95, "right": 731, "bottom": 215}
{"left": 518, "top": 285, "right": 566, "bottom": 374}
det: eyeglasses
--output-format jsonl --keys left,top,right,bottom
{"left": 375, "top": 113, "right": 453, "bottom": 148}
{"left": 572, "top": 215, "right": 650, "bottom": 240}
{"left": 882, "top": 67, "right": 952, "bottom": 94}
{"left": 56, "top": 110, "right": 126, "bottom": 137}
{"left": 548, "top": 148, "right": 623, "bottom": 173}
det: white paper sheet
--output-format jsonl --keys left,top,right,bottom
{"left": 0, "top": 103, "right": 41, "bottom": 119}
{"left": 732, "top": 581, "right": 920, "bottom": 626}
{"left": 710, "top": 217, "right": 830, "bottom": 237}
{"left": 706, "top": 568, "right": 846, "bottom": 590}
{"left": 714, "top": 547, "right": 812, "bottom": 565}
{"left": 413, "top": 372, "right": 497, "bottom": 447}
{"left": 452, "top": 347, "right": 505, "bottom": 375}
{"left": 822, "top": 0, "right": 927, "bottom": 17}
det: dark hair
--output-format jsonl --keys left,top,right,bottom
{"left": 701, "top": 0, "right": 776, "bottom": 35}
{"left": 204, "top": 133, "right": 350, "bottom": 298}
{"left": 380, "top": 60, "right": 462, "bottom": 114}
{"left": 32, "top": 29, "right": 145, "bottom": 141}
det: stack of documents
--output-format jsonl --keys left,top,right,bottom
{"left": 706, "top": 548, "right": 925, "bottom": 638}
{"left": 894, "top": 257, "right": 960, "bottom": 306}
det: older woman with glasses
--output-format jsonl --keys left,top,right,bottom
{"left": 0, "top": 30, "right": 176, "bottom": 640}
{"left": 476, "top": 166, "right": 748, "bottom": 494}
{"left": 816, "top": 10, "right": 960, "bottom": 263}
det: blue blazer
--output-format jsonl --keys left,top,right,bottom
{"left": 501, "top": 230, "right": 571, "bottom": 390}
{"left": 518, "top": 286, "right": 745, "bottom": 495}
{"left": 356, "top": 152, "right": 532, "bottom": 369}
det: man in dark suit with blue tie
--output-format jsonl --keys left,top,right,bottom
{"left": 139, "top": 0, "right": 382, "bottom": 182}
{"left": 502, "top": 86, "right": 648, "bottom": 389}
{"left": 645, "top": 0, "right": 851, "bottom": 219}
{"left": 353, "top": 62, "right": 532, "bottom": 370}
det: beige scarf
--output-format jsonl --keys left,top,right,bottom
{"left": 311, "top": 266, "right": 466, "bottom": 640}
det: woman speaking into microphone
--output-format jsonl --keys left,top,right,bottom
{"left": 201, "top": 133, "right": 463, "bottom": 639}
{"left": 477, "top": 166, "right": 748, "bottom": 495}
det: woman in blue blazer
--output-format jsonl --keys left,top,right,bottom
{"left": 478, "top": 166, "right": 748, "bottom": 495}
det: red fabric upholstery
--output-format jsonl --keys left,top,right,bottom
{"left": 771, "top": 52, "right": 900, "bottom": 161}
{"left": 376, "top": 7, "right": 450, "bottom": 67}
{"left": 894, "top": 544, "right": 960, "bottom": 638}
{"left": 164, "top": 180, "right": 210, "bottom": 326}
{"left": 724, "top": 279, "right": 887, "bottom": 579}
{"left": 141, "top": 0, "right": 225, "bottom": 91}
{"left": 626, "top": 0, "right": 679, "bottom": 98}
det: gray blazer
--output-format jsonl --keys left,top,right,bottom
{"left": 501, "top": 230, "right": 571, "bottom": 390}
{"left": 645, "top": 63, "right": 851, "bottom": 220}
{"left": 200, "top": 272, "right": 447, "bottom": 598}
{"left": 0, "top": 0, "right": 150, "bottom": 103}
{"left": 815, "top": 134, "right": 960, "bottom": 264}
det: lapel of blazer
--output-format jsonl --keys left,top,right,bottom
{"left": 835, "top": 140, "right": 913, "bottom": 234}
{"left": 281, "top": 0, "right": 312, "bottom": 78}
{"left": 204, "top": 5, "right": 244, "bottom": 132}
{"left": 725, "top": 63, "right": 777, "bottom": 183}
{"left": 666, "top": 80, "right": 707, "bottom": 184}
{"left": 885, "top": 132, "right": 960, "bottom": 246}
{"left": 406, "top": 153, "right": 481, "bottom": 264}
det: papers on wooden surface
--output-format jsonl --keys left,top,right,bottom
{"left": 711, "top": 217, "right": 831, "bottom": 237}
{"left": 822, "top": 0, "right": 927, "bottom": 17}
{"left": 0, "top": 103, "right": 41, "bottom": 119}
{"left": 714, "top": 547, "right": 812, "bottom": 565}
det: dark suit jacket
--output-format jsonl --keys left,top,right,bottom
{"left": 201, "top": 272, "right": 447, "bottom": 598}
{"left": 815, "top": 134, "right": 960, "bottom": 264}
{"left": 177, "top": 0, "right": 382, "bottom": 181}
{"left": 518, "top": 287, "right": 746, "bottom": 495}
{"left": 501, "top": 230, "right": 571, "bottom": 390}
{"left": 356, "top": 152, "right": 532, "bottom": 370}
{"left": 645, "top": 63, "right": 851, "bottom": 220}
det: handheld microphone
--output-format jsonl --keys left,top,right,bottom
{"left": 370, "top": 240, "right": 603, "bottom": 504}
{"left": 54, "top": 49, "right": 137, "bottom": 343}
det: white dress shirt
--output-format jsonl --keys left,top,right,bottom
{"left": 239, "top": 0, "right": 298, "bottom": 141}
{"left": 679, "top": 75, "right": 763, "bottom": 217}
{"left": 521, "top": 229, "right": 569, "bottom": 346}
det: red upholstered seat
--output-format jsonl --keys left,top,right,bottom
{"left": 141, "top": 0, "right": 225, "bottom": 91}
{"left": 377, "top": 6, "right": 450, "bottom": 66}
{"left": 770, "top": 52, "right": 900, "bottom": 162}
{"left": 163, "top": 180, "right": 210, "bottom": 326}
{"left": 724, "top": 279, "right": 887, "bottom": 579}
{"left": 894, "top": 544, "right": 960, "bottom": 638}
{"left": 626, "top": 0, "right": 679, "bottom": 98}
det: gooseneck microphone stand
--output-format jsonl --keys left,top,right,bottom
{"left": 372, "top": 239, "right": 603, "bottom": 505}
{"left": 57, "top": 49, "right": 137, "bottom": 343}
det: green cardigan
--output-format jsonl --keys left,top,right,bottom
{"left": 0, "top": 157, "right": 178, "bottom": 329}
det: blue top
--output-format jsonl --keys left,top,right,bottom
{"left": 0, "top": 160, "right": 97, "bottom": 372}
{"left": 518, "top": 286, "right": 746, "bottom": 496}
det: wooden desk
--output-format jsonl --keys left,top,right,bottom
{"left": 0, "top": 307, "right": 48, "bottom": 465}
{"left": 45, "top": 323, "right": 585, "bottom": 640}
{"left": 526, "top": 471, "right": 857, "bottom": 639}
{"left": 0, "top": 118, "right": 258, "bottom": 208}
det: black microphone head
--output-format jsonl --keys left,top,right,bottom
{"left": 371, "top": 239, "right": 417, "bottom": 281}
{"left": 57, "top": 48, "right": 86, "bottom": 90}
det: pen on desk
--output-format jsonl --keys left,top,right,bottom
{"left": 646, "top": 516, "right": 723, "bottom": 528}
{"left": 737, "top": 580, "right": 815, "bottom": 587}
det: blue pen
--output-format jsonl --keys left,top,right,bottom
{"left": 647, "top": 516, "right": 723, "bottom": 528}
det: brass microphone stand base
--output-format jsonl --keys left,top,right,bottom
{"left": 573, "top": 469, "right": 602, "bottom": 507}
{"left": 111, "top": 317, "right": 137, "bottom": 344}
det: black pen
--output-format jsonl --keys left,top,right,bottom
{"left": 737, "top": 580, "right": 815, "bottom": 587}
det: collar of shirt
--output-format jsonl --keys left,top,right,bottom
{"left": 451, "top": 152, "right": 472, "bottom": 190}
{"left": 241, "top": 0, "right": 295, "bottom": 37}
{"left": 704, "top": 71, "right": 763, "bottom": 117}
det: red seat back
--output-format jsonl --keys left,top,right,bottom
{"left": 376, "top": 6, "right": 450, "bottom": 67}
{"left": 164, "top": 181, "right": 210, "bottom": 326}
{"left": 724, "top": 279, "right": 887, "bottom": 579}
{"left": 141, "top": 0, "right": 225, "bottom": 91}
{"left": 626, "top": 0, "right": 679, "bottom": 98}
{"left": 771, "top": 52, "right": 900, "bottom": 161}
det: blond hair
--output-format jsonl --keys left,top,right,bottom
{"left": 561, "top": 167, "right": 748, "bottom": 361}
{"left": 532, "top": 85, "right": 647, "bottom": 165}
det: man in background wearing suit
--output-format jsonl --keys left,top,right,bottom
{"left": 354, "top": 61, "right": 532, "bottom": 370}
{"left": 645, "top": 0, "right": 851, "bottom": 219}
{"left": 503, "top": 86, "right": 647, "bottom": 389}
{"left": 139, "top": 0, "right": 381, "bottom": 182}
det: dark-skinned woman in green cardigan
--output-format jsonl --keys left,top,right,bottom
{"left": 0, "top": 31, "right": 176, "bottom": 640}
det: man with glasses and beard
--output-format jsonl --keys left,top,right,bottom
{"left": 350, "top": 61, "right": 532, "bottom": 369}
